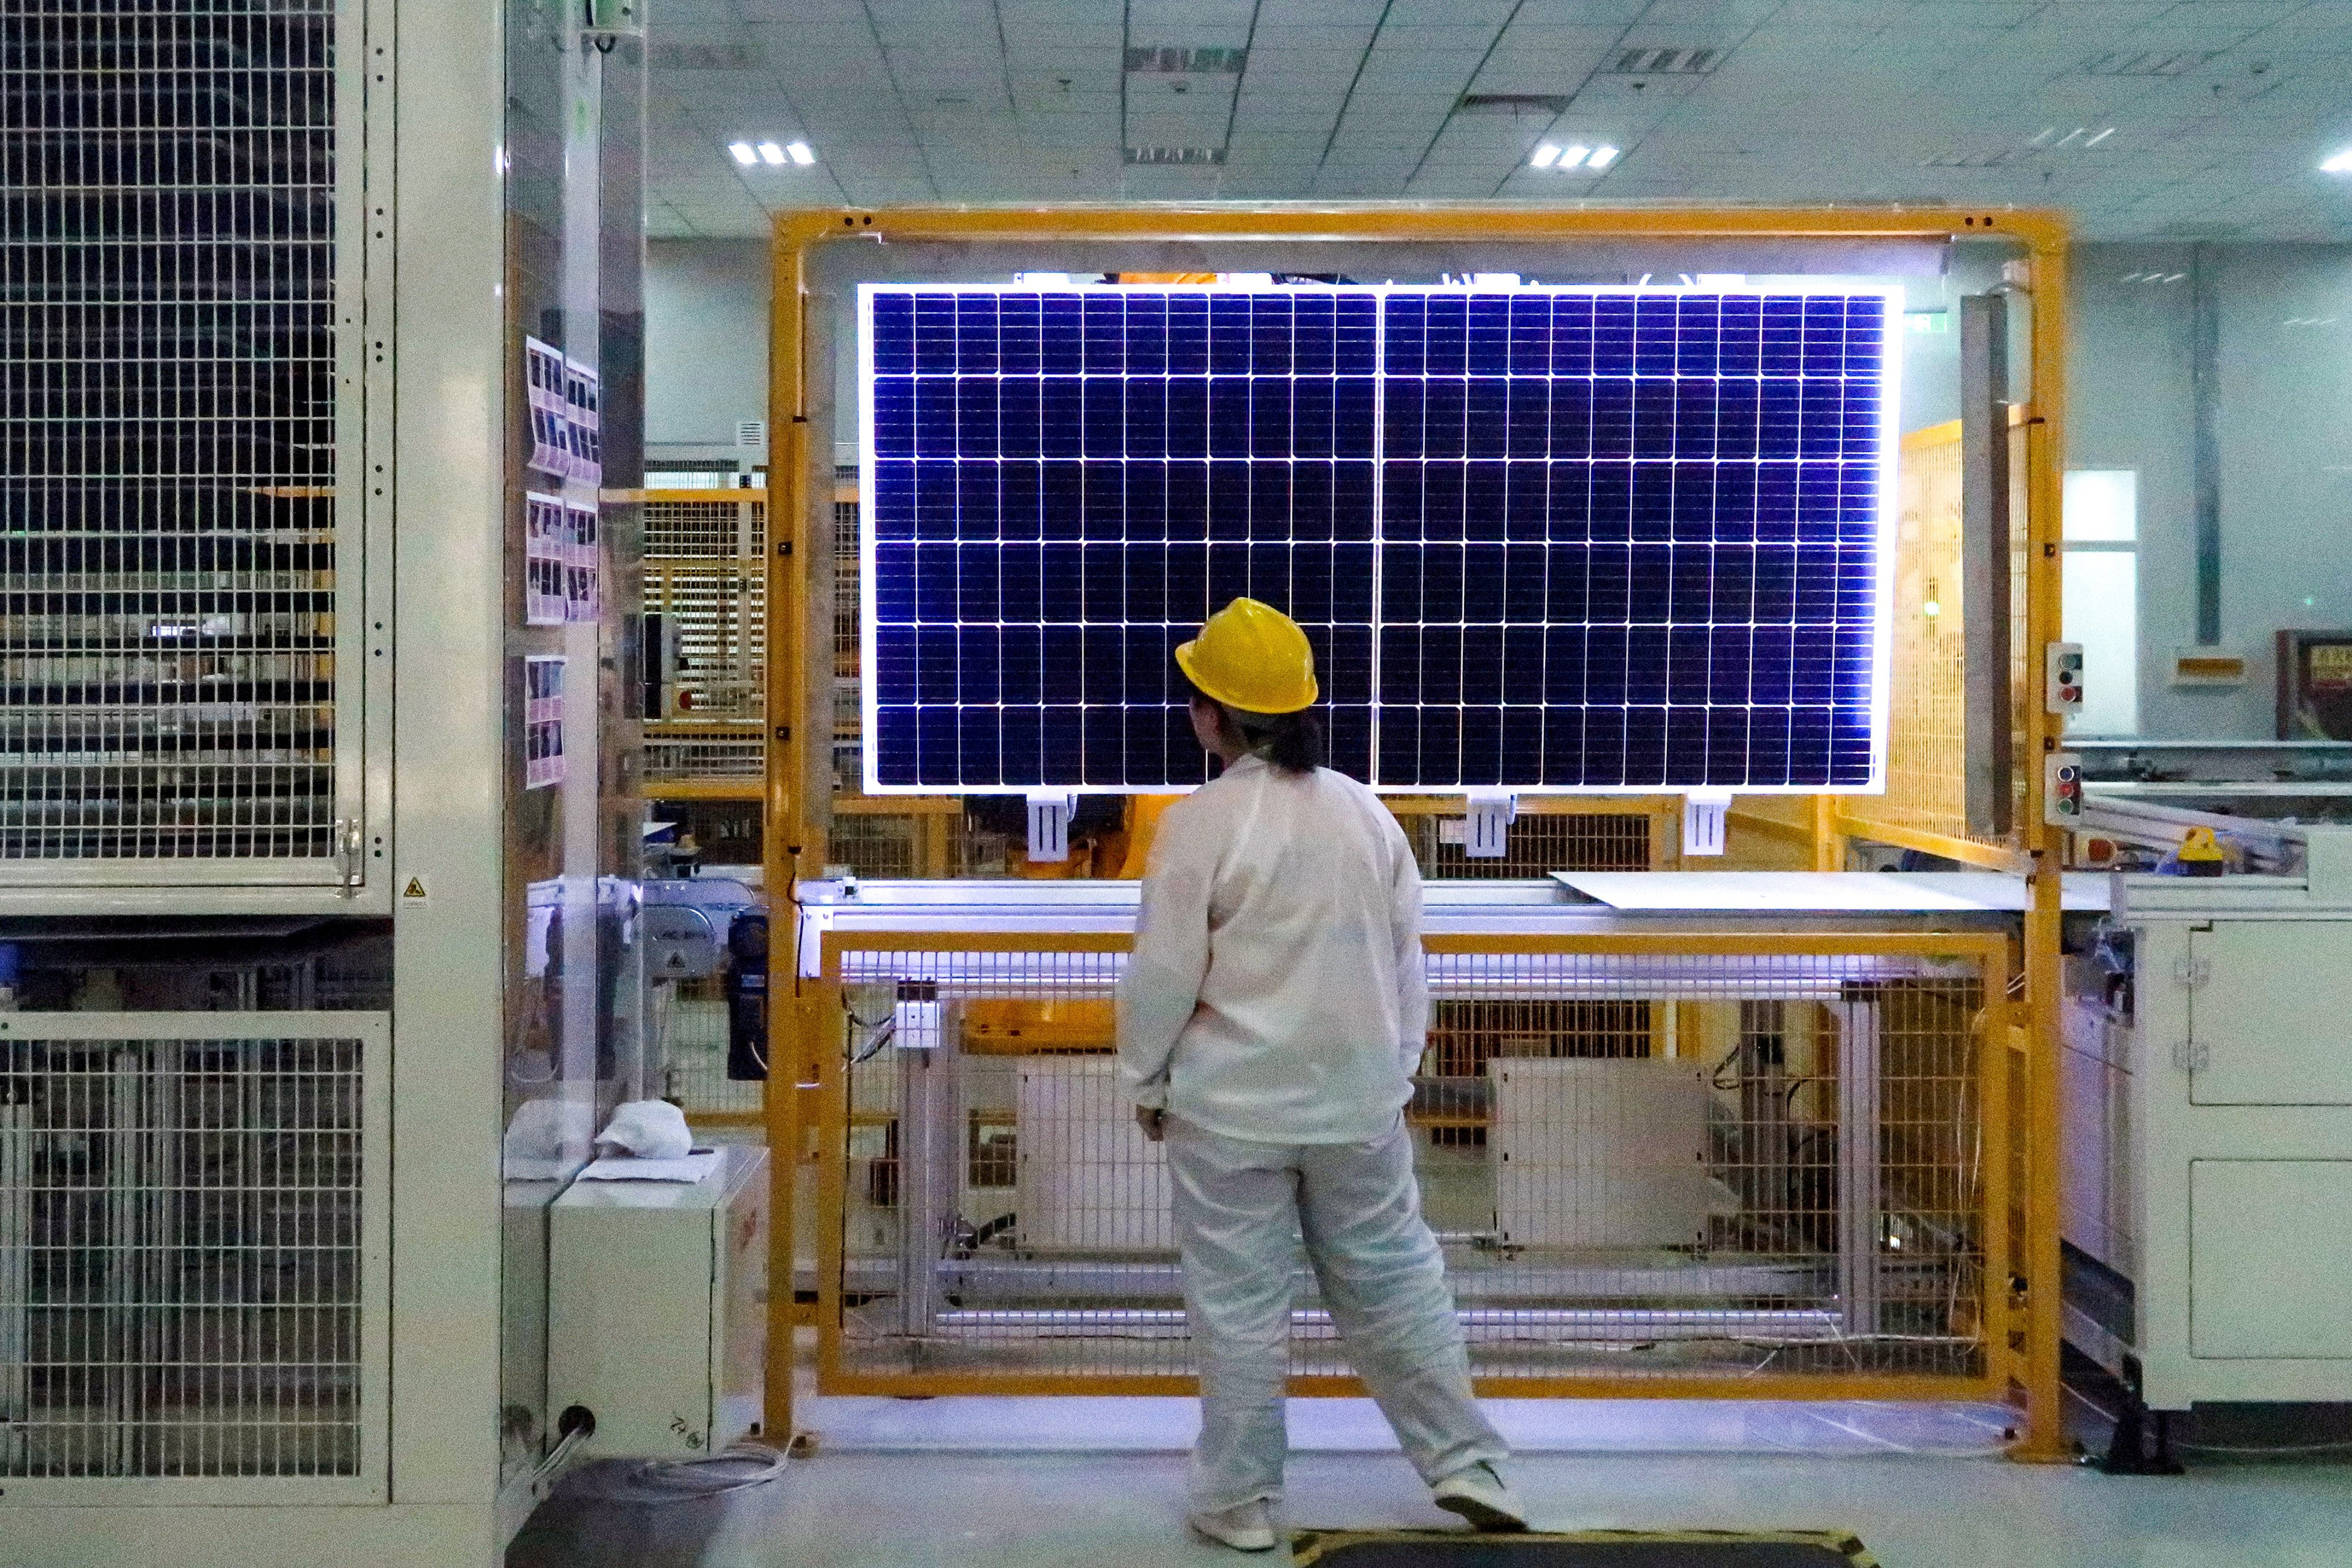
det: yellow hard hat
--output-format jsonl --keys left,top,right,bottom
{"left": 1175, "top": 598, "right": 1318, "bottom": 715}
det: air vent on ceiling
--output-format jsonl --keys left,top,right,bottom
{"left": 736, "top": 420, "right": 767, "bottom": 448}
{"left": 1612, "top": 47, "right": 1719, "bottom": 75}
{"left": 1458, "top": 93, "right": 1574, "bottom": 114}
{"left": 650, "top": 41, "right": 764, "bottom": 71}
{"left": 2082, "top": 50, "right": 2204, "bottom": 76}
{"left": 1125, "top": 145, "right": 1226, "bottom": 165}
{"left": 1125, "top": 47, "right": 1246, "bottom": 74}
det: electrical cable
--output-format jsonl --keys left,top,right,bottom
{"left": 783, "top": 868, "right": 806, "bottom": 1001}
{"left": 2063, "top": 1382, "right": 2352, "bottom": 1459}
{"left": 843, "top": 993, "right": 896, "bottom": 1063}
{"left": 848, "top": 1015, "right": 897, "bottom": 1064}
{"left": 570, "top": 1442, "right": 791, "bottom": 1506}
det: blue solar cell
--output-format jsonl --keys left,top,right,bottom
{"left": 861, "top": 283, "right": 1894, "bottom": 793}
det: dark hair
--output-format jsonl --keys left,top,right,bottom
{"left": 1176, "top": 670, "right": 1326, "bottom": 778}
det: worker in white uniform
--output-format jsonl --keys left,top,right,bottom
{"left": 1118, "top": 598, "right": 1527, "bottom": 1553}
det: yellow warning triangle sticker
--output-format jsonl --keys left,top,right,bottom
{"left": 401, "top": 876, "right": 428, "bottom": 900}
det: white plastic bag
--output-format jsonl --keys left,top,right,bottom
{"left": 595, "top": 1098, "right": 694, "bottom": 1161}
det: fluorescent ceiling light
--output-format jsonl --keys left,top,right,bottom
{"left": 756, "top": 141, "right": 786, "bottom": 165}
{"left": 2084, "top": 127, "right": 2115, "bottom": 146}
{"left": 1557, "top": 144, "right": 1590, "bottom": 169}
{"left": 2324, "top": 148, "right": 2352, "bottom": 173}
{"left": 786, "top": 140, "right": 816, "bottom": 166}
{"left": 728, "top": 141, "right": 757, "bottom": 166}
{"left": 1531, "top": 143, "right": 1562, "bottom": 169}
{"left": 1586, "top": 145, "right": 1621, "bottom": 169}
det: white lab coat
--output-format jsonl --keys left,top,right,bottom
{"left": 1117, "top": 755, "right": 1430, "bottom": 1145}
{"left": 1117, "top": 753, "right": 1505, "bottom": 1512}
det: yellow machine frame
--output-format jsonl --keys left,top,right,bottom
{"left": 811, "top": 926, "right": 2014, "bottom": 1406}
{"left": 762, "top": 205, "right": 2072, "bottom": 1459}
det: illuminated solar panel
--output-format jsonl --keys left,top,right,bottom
{"left": 860, "top": 283, "right": 1898, "bottom": 794}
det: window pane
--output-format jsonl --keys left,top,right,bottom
{"left": 2064, "top": 469, "right": 2137, "bottom": 542}
{"left": 2063, "top": 551, "right": 2139, "bottom": 735}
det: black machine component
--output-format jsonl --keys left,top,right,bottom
{"left": 724, "top": 910, "right": 768, "bottom": 1080}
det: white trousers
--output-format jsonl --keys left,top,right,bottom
{"left": 1165, "top": 1114, "right": 1508, "bottom": 1512}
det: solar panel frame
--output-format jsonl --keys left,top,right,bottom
{"left": 858, "top": 281, "right": 1900, "bottom": 797}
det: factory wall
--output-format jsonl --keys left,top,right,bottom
{"left": 642, "top": 237, "right": 2352, "bottom": 741}
{"left": 2073, "top": 242, "right": 2352, "bottom": 740}
{"left": 644, "top": 237, "right": 771, "bottom": 446}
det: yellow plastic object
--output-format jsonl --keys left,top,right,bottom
{"left": 1175, "top": 597, "right": 1318, "bottom": 715}
{"left": 2178, "top": 825, "right": 2227, "bottom": 876}
{"left": 1115, "top": 794, "right": 1184, "bottom": 878}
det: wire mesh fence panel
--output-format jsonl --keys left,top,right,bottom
{"left": 821, "top": 940, "right": 1997, "bottom": 1392}
{"left": 642, "top": 495, "right": 763, "bottom": 558}
{"left": 1414, "top": 811, "right": 1654, "bottom": 878}
{"left": 642, "top": 728, "right": 764, "bottom": 787}
{"left": 1, "top": 0, "right": 352, "bottom": 870}
{"left": 642, "top": 493, "right": 766, "bottom": 794}
{"left": 829, "top": 813, "right": 918, "bottom": 879}
{"left": 645, "top": 562, "right": 764, "bottom": 723}
{"left": 835, "top": 496, "right": 859, "bottom": 681}
{"left": 0, "top": 1025, "right": 377, "bottom": 1482}
{"left": 833, "top": 494, "right": 864, "bottom": 795}
{"left": 657, "top": 976, "right": 760, "bottom": 1118}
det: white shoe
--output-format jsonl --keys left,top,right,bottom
{"left": 1188, "top": 1500, "right": 1280, "bottom": 1552}
{"left": 1432, "top": 1461, "right": 1528, "bottom": 1532}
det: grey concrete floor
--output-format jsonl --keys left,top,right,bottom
{"left": 508, "top": 1399, "right": 2352, "bottom": 1568}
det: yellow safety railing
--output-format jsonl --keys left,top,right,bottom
{"left": 806, "top": 928, "right": 2013, "bottom": 1405}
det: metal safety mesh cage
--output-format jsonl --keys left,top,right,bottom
{"left": 0, "top": 0, "right": 343, "bottom": 863}
{"left": 1, "top": 1026, "right": 373, "bottom": 1480}
{"left": 1414, "top": 810, "right": 1655, "bottom": 878}
{"left": 643, "top": 495, "right": 763, "bottom": 559}
{"left": 822, "top": 940, "right": 1998, "bottom": 1394}
{"left": 643, "top": 728, "right": 763, "bottom": 787}
{"left": 834, "top": 495, "right": 862, "bottom": 791}
{"left": 646, "top": 562, "right": 764, "bottom": 724}
{"left": 831, "top": 813, "right": 919, "bottom": 879}
{"left": 656, "top": 976, "right": 759, "bottom": 1118}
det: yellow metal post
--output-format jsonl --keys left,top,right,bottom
{"left": 1811, "top": 794, "right": 1844, "bottom": 872}
{"left": 2013, "top": 231, "right": 2071, "bottom": 1461}
{"left": 760, "top": 224, "right": 815, "bottom": 1444}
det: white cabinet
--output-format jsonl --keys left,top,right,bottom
{"left": 2189, "top": 1161, "right": 2352, "bottom": 1360}
{"left": 2067, "top": 885, "right": 2352, "bottom": 1410}
{"left": 548, "top": 1146, "right": 770, "bottom": 1457}
{"left": 2188, "top": 923, "right": 2352, "bottom": 1105}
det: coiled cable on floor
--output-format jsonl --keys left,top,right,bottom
{"left": 577, "top": 1442, "right": 793, "bottom": 1506}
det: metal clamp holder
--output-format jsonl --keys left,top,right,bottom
{"left": 1682, "top": 790, "right": 1733, "bottom": 858}
{"left": 1463, "top": 793, "right": 1517, "bottom": 859}
{"left": 1026, "top": 791, "right": 1077, "bottom": 863}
